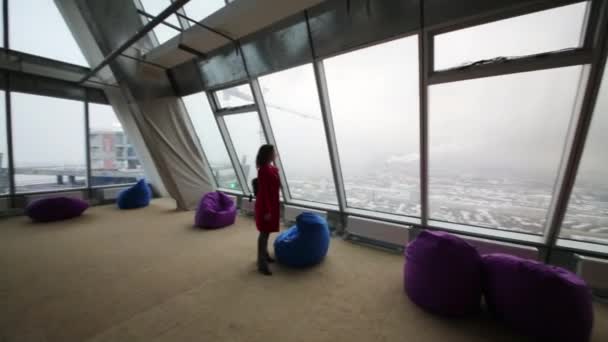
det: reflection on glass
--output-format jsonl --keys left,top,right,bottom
{"left": 434, "top": 2, "right": 588, "bottom": 70}
{"left": 224, "top": 113, "right": 266, "bottom": 192}
{"left": 216, "top": 84, "right": 254, "bottom": 108}
{"left": 10, "top": 0, "right": 88, "bottom": 65}
{"left": 562, "top": 66, "right": 608, "bottom": 246}
{"left": 89, "top": 104, "right": 145, "bottom": 187}
{"left": 140, "top": 0, "right": 182, "bottom": 44}
{"left": 182, "top": 94, "right": 242, "bottom": 191}
{"left": 0, "top": 92, "right": 7, "bottom": 194}
{"left": 259, "top": 64, "right": 338, "bottom": 205}
{"left": 184, "top": 0, "right": 225, "bottom": 21}
{"left": 325, "top": 36, "right": 421, "bottom": 217}
{"left": 12, "top": 93, "right": 86, "bottom": 193}
{"left": 429, "top": 66, "right": 582, "bottom": 234}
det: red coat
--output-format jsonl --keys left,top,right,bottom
{"left": 255, "top": 164, "right": 281, "bottom": 233}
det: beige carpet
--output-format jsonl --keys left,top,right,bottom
{"left": 0, "top": 199, "right": 606, "bottom": 342}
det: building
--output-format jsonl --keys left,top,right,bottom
{"left": 90, "top": 130, "right": 141, "bottom": 171}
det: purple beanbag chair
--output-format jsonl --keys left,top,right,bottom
{"left": 194, "top": 191, "right": 237, "bottom": 229}
{"left": 482, "top": 253, "right": 593, "bottom": 342}
{"left": 25, "top": 197, "right": 89, "bottom": 223}
{"left": 404, "top": 230, "right": 482, "bottom": 316}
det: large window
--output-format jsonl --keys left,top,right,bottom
{"left": 324, "top": 36, "right": 420, "bottom": 216}
{"left": 216, "top": 84, "right": 255, "bottom": 109}
{"left": 183, "top": 94, "right": 241, "bottom": 191}
{"left": 139, "top": 0, "right": 182, "bottom": 45}
{"left": 223, "top": 113, "right": 266, "bottom": 192}
{"left": 429, "top": 66, "right": 583, "bottom": 234}
{"left": 0, "top": 92, "right": 7, "bottom": 195}
{"left": 259, "top": 64, "right": 337, "bottom": 205}
{"left": 561, "top": 66, "right": 608, "bottom": 246}
{"left": 183, "top": 0, "right": 225, "bottom": 22}
{"left": 12, "top": 93, "right": 86, "bottom": 193}
{"left": 434, "top": 2, "right": 588, "bottom": 70}
{"left": 89, "top": 104, "right": 145, "bottom": 187}
{"left": 10, "top": 0, "right": 88, "bottom": 66}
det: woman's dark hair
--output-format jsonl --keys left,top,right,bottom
{"left": 256, "top": 144, "right": 275, "bottom": 168}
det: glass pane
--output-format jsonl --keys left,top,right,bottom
{"left": 89, "top": 104, "right": 145, "bottom": 187}
{"left": 434, "top": 2, "right": 588, "bottom": 70}
{"left": 259, "top": 64, "right": 338, "bottom": 205}
{"left": 325, "top": 36, "right": 420, "bottom": 216}
{"left": 429, "top": 66, "right": 582, "bottom": 234}
{"left": 151, "top": 23, "right": 181, "bottom": 45}
{"left": 561, "top": 66, "right": 608, "bottom": 245}
{"left": 10, "top": 0, "right": 88, "bottom": 66}
{"left": 223, "top": 113, "right": 267, "bottom": 191}
{"left": 184, "top": 0, "right": 225, "bottom": 21}
{"left": 216, "top": 84, "right": 254, "bottom": 108}
{"left": 182, "top": 93, "right": 241, "bottom": 191}
{"left": 12, "top": 93, "right": 86, "bottom": 193}
{"left": 0, "top": 92, "right": 7, "bottom": 194}
{"left": 139, "top": 0, "right": 181, "bottom": 45}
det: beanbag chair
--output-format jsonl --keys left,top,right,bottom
{"left": 274, "top": 212, "right": 330, "bottom": 268}
{"left": 482, "top": 253, "right": 593, "bottom": 341}
{"left": 194, "top": 191, "right": 237, "bottom": 229}
{"left": 117, "top": 179, "right": 151, "bottom": 209}
{"left": 404, "top": 230, "right": 482, "bottom": 316}
{"left": 25, "top": 197, "right": 89, "bottom": 222}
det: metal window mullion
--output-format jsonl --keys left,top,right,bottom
{"left": 583, "top": 0, "right": 604, "bottom": 49}
{"left": 206, "top": 92, "right": 248, "bottom": 194}
{"left": 171, "top": 0, "right": 191, "bottom": 29}
{"left": 3, "top": 0, "right": 8, "bottom": 49}
{"left": 4, "top": 73, "right": 15, "bottom": 204}
{"left": 250, "top": 78, "right": 291, "bottom": 202}
{"left": 84, "top": 94, "right": 92, "bottom": 198}
{"left": 419, "top": 30, "right": 431, "bottom": 227}
{"left": 312, "top": 60, "right": 347, "bottom": 213}
{"left": 543, "top": 1, "right": 608, "bottom": 257}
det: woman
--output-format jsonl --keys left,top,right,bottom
{"left": 254, "top": 144, "right": 281, "bottom": 276}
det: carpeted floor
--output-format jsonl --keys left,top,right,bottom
{"left": 0, "top": 199, "right": 606, "bottom": 342}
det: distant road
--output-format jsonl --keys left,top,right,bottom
{"left": 14, "top": 167, "right": 142, "bottom": 178}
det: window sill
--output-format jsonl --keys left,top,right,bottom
{"left": 346, "top": 207, "right": 422, "bottom": 226}
{"left": 287, "top": 199, "right": 340, "bottom": 212}
{"left": 427, "top": 220, "right": 545, "bottom": 246}
{"left": 90, "top": 183, "right": 136, "bottom": 190}
{"left": 556, "top": 239, "right": 608, "bottom": 257}
{"left": 14, "top": 187, "right": 88, "bottom": 196}
{"left": 218, "top": 188, "right": 244, "bottom": 196}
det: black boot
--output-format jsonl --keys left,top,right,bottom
{"left": 258, "top": 232, "right": 272, "bottom": 276}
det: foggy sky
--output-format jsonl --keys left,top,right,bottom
{"left": 143, "top": 0, "right": 226, "bottom": 44}
{"left": 10, "top": 0, "right": 88, "bottom": 66}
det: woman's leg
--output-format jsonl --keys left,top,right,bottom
{"left": 257, "top": 232, "right": 271, "bottom": 275}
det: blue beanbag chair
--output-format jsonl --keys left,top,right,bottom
{"left": 117, "top": 179, "right": 152, "bottom": 209}
{"left": 274, "top": 212, "right": 330, "bottom": 268}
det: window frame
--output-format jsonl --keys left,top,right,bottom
{"left": 423, "top": 0, "right": 606, "bottom": 255}
{"left": 87, "top": 101, "right": 145, "bottom": 189}
{"left": 11, "top": 92, "right": 88, "bottom": 194}
{"left": 431, "top": 1, "right": 591, "bottom": 72}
